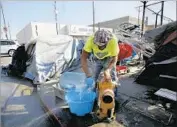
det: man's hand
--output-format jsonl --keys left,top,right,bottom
{"left": 104, "top": 69, "right": 111, "bottom": 82}
{"left": 85, "top": 77, "right": 94, "bottom": 87}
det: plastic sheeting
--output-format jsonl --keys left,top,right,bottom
{"left": 144, "top": 21, "right": 177, "bottom": 46}
{"left": 24, "top": 35, "right": 79, "bottom": 83}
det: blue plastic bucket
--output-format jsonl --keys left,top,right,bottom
{"left": 65, "top": 90, "right": 96, "bottom": 116}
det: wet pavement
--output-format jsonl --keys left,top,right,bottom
{"left": 1, "top": 56, "right": 176, "bottom": 127}
{"left": 35, "top": 76, "right": 176, "bottom": 127}
{"left": 0, "top": 74, "right": 53, "bottom": 127}
{"left": 1, "top": 75, "right": 177, "bottom": 127}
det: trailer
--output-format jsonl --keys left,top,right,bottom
{"left": 16, "top": 22, "right": 67, "bottom": 45}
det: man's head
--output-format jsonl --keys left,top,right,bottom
{"left": 94, "top": 29, "right": 112, "bottom": 49}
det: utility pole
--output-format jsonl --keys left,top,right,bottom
{"left": 54, "top": 1, "right": 59, "bottom": 35}
{"left": 141, "top": 1, "right": 147, "bottom": 37}
{"left": 154, "top": 10, "right": 161, "bottom": 28}
{"left": 155, "top": 14, "right": 158, "bottom": 28}
{"left": 138, "top": 7, "right": 140, "bottom": 26}
{"left": 0, "top": 2, "right": 8, "bottom": 39}
{"left": 160, "top": 1, "right": 164, "bottom": 25}
{"left": 8, "top": 22, "right": 11, "bottom": 39}
{"left": 98, "top": 22, "right": 100, "bottom": 30}
{"left": 92, "top": 1, "right": 95, "bottom": 33}
{"left": 137, "top": 1, "right": 165, "bottom": 8}
{"left": 146, "top": 7, "right": 173, "bottom": 22}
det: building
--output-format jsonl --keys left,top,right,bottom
{"left": 90, "top": 16, "right": 154, "bottom": 32}
{"left": 16, "top": 16, "right": 156, "bottom": 44}
{"left": 91, "top": 16, "right": 143, "bottom": 29}
{"left": 16, "top": 22, "right": 113, "bottom": 45}
{"left": 66, "top": 24, "right": 112, "bottom": 40}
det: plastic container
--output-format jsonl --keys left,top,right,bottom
{"left": 59, "top": 72, "right": 86, "bottom": 91}
{"left": 65, "top": 90, "right": 96, "bottom": 116}
{"left": 59, "top": 72, "right": 95, "bottom": 92}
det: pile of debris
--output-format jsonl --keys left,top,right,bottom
{"left": 135, "top": 21, "right": 177, "bottom": 91}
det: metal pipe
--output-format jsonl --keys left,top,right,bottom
{"left": 160, "top": 1, "right": 164, "bottom": 25}
{"left": 141, "top": 1, "right": 147, "bottom": 37}
{"left": 92, "top": 1, "right": 95, "bottom": 33}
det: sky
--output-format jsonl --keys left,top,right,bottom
{"left": 1, "top": 1, "right": 176, "bottom": 39}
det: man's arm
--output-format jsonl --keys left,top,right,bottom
{"left": 105, "top": 56, "right": 118, "bottom": 71}
{"left": 81, "top": 50, "right": 92, "bottom": 78}
{"left": 81, "top": 36, "right": 93, "bottom": 77}
{"left": 105, "top": 35, "right": 119, "bottom": 71}
{"left": 104, "top": 36, "right": 119, "bottom": 80}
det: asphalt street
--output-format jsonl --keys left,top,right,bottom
{"left": 0, "top": 56, "right": 53, "bottom": 127}
{"left": 0, "top": 55, "right": 176, "bottom": 127}
{"left": 0, "top": 56, "right": 14, "bottom": 108}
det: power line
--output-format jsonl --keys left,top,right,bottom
{"left": 146, "top": 7, "right": 174, "bottom": 22}
{"left": 136, "top": 1, "right": 166, "bottom": 8}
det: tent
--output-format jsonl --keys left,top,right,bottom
{"left": 23, "top": 35, "right": 80, "bottom": 84}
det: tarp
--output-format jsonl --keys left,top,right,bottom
{"left": 163, "top": 30, "right": 177, "bottom": 46}
{"left": 24, "top": 35, "right": 79, "bottom": 84}
{"left": 118, "top": 43, "right": 133, "bottom": 61}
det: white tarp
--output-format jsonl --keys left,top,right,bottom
{"left": 24, "top": 35, "right": 79, "bottom": 84}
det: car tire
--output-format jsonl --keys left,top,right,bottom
{"left": 8, "top": 49, "right": 15, "bottom": 57}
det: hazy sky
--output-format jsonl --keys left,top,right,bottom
{"left": 1, "top": 1, "right": 176, "bottom": 39}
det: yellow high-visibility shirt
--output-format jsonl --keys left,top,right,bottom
{"left": 83, "top": 34, "right": 119, "bottom": 59}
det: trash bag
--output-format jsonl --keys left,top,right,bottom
{"left": 8, "top": 45, "right": 28, "bottom": 76}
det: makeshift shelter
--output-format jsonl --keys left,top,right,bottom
{"left": 23, "top": 35, "right": 80, "bottom": 84}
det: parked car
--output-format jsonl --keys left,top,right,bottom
{"left": 0, "top": 39, "right": 20, "bottom": 56}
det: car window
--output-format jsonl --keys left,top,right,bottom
{"left": 8, "top": 41, "right": 15, "bottom": 45}
{"left": 0, "top": 41, "right": 8, "bottom": 45}
{"left": 0, "top": 41, "right": 15, "bottom": 45}
{"left": 11, "top": 41, "right": 15, "bottom": 45}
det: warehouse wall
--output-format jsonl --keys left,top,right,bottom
{"left": 93, "top": 16, "right": 142, "bottom": 29}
